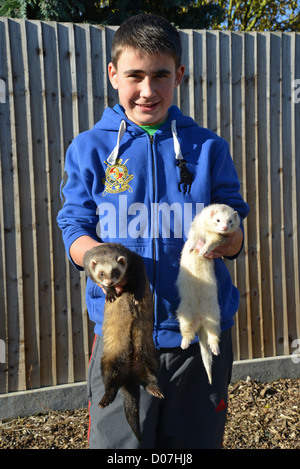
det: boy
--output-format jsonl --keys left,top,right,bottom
{"left": 57, "top": 13, "right": 249, "bottom": 449}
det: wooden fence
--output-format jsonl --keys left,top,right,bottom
{"left": 0, "top": 18, "right": 299, "bottom": 393}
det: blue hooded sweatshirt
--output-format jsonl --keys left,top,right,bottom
{"left": 57, "top": 104, "right": 249, "bottom": 348}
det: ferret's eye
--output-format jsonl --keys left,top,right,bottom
{"left": 216, "top": 219, "right": 220, "bottom": 223}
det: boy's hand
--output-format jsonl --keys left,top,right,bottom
{"left": 195, "top": 227, "right": 243, "bottom": 259}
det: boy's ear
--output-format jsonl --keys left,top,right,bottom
{"left": 108, "top": 62, "right": 118, "bottom": 90}
{"left": 175, "top": 65, "right": 185, "bottom": 88}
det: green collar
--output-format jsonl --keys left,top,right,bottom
{"left": 139, "top": 122, "right": 165, "bottom": 136}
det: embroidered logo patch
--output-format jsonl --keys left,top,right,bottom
{"left": 102, "top": 158, "right": 133, "bottom": 196}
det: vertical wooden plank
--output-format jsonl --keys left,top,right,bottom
{"left": 244, "top": 32, "right": 264, "bottom": 359}
{"left": 231, "top": 32, "right": 251, "bottom": 361}
{"left": 268, "top": 32, "right": 285, "bottom": 356}
{"left": 3, "top": 18, "right": 26, "bottom": 391}
{"left": 219, "top": 31, "right": 239, "bottom": 358}
{"left": 0, "top": 18, "right": 9, "bottom": 393}
{"left": 57, "top": 22, "right": 79, "bottom": 384}
{"left": 219, "top": 31, "right": 232, "bottom": 145}
{"left": 24, "top": 20, "right": 57, "bottom": 388}
{"left": 261, "top": 32, "right": 277, "bottom": 357}
{"left": 292, "top": 33, "right": 300, "bottom": 343}
{"left": 20, "top": 19, "right": 42, "bottom": 389}
{"left": 105, "top": 26, "right": 118, "bottom": 109}
{"left": 73, "top": 23, "right": 93, "bottom": 380}
{"left": 74, "top": 24, "right": 93, "bottom": 133}
{"left": 201, "top": 32, "right": 208, "bottom": 129}
{"left": 62, "top": 23, "right": 91, "bottom": 382}
{"left": 205, "top": 31, "right": 218, "bottom": 134}
{"left": 255, "top": 32, "right": 269, "bottom": 357}
{"left": 42, "top": 21, "right": 74, "bottom": 386}
{"left": 0, "top": 146, "right": 8, "bottom": 393}
{"left": 90, "top": 25, "right": 108, "bottom": 123}
{"left": 178, "top": 30, "right": 195, "bottom": 120}
{"left": 281, "top": 33, "right": 294, "bottom": 355}
{"left": 193, "top": 30, "right": 204, "bottom": 127}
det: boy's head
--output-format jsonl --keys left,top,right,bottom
{"left": 108, "top": 14, "right": 185, "bottom": 127}
{"left": 111, "top": 13, "right": 182, "bottom": 70}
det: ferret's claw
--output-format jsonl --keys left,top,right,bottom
{"left": 210, "top": 343, "right": 220, "bottom": 356}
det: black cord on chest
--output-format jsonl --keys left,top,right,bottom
{"left": 176, "top": 159, "right": 194, "bottom": 195}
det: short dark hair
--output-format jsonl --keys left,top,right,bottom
{"left": 111, "top": 14, "right": 182, "bottom": 69}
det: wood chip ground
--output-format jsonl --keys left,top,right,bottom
{"left": 0, "top": 378, "right": 299, "bottom": 449}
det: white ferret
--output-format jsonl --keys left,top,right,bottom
{"left": 176, "top": 204, "right": 240, "bottom": 384}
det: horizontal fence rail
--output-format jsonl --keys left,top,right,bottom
{"left": 0, "top": 18, "right": 299, "bottom": 393}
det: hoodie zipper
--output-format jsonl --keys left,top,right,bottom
{"left": 149, "top": 134, "right": 156, "bottom": 295}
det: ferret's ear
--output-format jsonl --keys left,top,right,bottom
{"left": 117, "top": 255, "right": 126, "bottom": 266}
{"left": 91, "top": 259, "right": 98, "bottom": 270}
{"left": 210, "top": 210, "right": 215, "bottom": 218}
{"left": 233, "top": 211, "right": 239, "bottom": 220}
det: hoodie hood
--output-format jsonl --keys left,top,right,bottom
{"left": 94, "top": 105, "right": 198, "bottom": 165}
{"left": 93, "top": 104, "right": 196, "bottom": 133}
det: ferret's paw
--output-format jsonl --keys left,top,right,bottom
{"left": 133, "top": 298, "right": 140, "bottom": 305}
{"left": 106, "top": 295, "right": 116, "bottom": 303}
{"left": 198, "top": 247, "right": 208, "bottom": 257}
{"left": 146, "top": 384, "right": 164, "bottom": 399}
{"left": 181, "top": 337, "right": 191, "bottom": 349}
{"left": 210, "top": 343, "right": 220, "bottom": 356}
{"left": 98, "top": 395, "right": 111, "bottom": 408}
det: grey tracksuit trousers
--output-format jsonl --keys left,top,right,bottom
{"left": 87, "top": 328, "right": 233, "bottom": 449}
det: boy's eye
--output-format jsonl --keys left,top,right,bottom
{"left": 128, "top": 74, "right": 142, "bottom": 79}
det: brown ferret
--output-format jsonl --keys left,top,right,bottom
{"left": 83, "top": 243, "right": 164, "bottom": 442}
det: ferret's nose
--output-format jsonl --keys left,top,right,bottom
{"left": 221, "top": 226, "right": 228, "bottom": 231}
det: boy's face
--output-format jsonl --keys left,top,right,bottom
{"left": 108, "top": 48, "right": 185, "bottom": 126}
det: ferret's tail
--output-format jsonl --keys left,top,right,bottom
{"left": 198, "top": 329, "right": 213, "bottom": 385}
{"left": 121, "top": 382, "right": 142, "bottom": 443}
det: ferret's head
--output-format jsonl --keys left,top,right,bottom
{"left": 207, "top": 205, "right": 240, "bottom": 234}
{"left": 90, "top": 255, "right": 127, "bottom": 287}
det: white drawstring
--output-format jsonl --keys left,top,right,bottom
{"left": 107, "top": 119, "right": 183, "bottom": 164}
{"left": 171, "top": 120, "right": 183, "bottom": 160}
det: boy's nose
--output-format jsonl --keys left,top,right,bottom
{"left": 140, "top": 77, "right": 155, "bottom": 98}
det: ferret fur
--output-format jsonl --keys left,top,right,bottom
{"left": 83, "top": 243, "right": 164, "bottom": 442}
{"left": 176, "top": 204, "right": 240, "bottom": 384}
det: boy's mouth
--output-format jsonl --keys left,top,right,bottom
{"left": 135, "top": 102, "right": 159, "bottom": 111}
